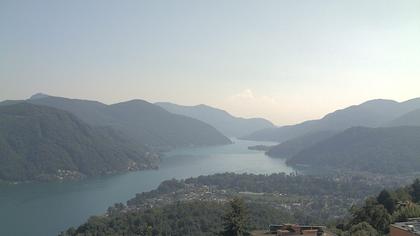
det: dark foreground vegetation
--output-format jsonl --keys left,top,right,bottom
{"left": 332, "top": 179, "right": 420, "bottom": 235}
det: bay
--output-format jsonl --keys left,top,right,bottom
{"left": 0, "top": 139, "right": 294, "bottom": 236}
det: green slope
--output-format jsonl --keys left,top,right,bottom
{"left": 266, "top": 130, "right": 337, "bottom": 159}
{"left": 0, "top": 102, "right": 159, "bottom": 182}
{"left": 287, "top": 126, "right": 420, "bottom": 174}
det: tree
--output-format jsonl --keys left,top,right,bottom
{"left": 368, "top": 205, "right": 392, "bottom": 233}
{"left": 222, "top": 197, "right": 250, "bottom": 236}
{"left": 350, "top": 198, "right": 392, "bottom": 233}
{"left": 393, "top": 203, "right": 420, "bottom": 222}
{"left": 410, "top": 179, "right": 420, "bottom": 203}
{"left": 394, "top": 188, "right": 412, "bottom": 202}
{"left": 348, "top": 222, "right": 378, "bottom": 236}
{"left": 107, "top": 202, "right": 126, "bottom": 216}
{"left": 377, "top": 190, "right": 396, "bottom": 214}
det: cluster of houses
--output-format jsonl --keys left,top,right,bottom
{"left": 252, "top": 224, "right": 335, "bottom": 236}
{"left": 253, "top": 219, "right": 420, "bottom": 236}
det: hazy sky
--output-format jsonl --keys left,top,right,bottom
{"left": 1, "top": 0, "right": 420, "bottom": 125}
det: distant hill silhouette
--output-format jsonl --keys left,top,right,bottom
{"left": 287, "top": 126, "right": 420, "bottom": 174}
{"left": 0, "top": 102, "right": 159, "bottom": 182}
{"left": 156, "top": 102, "right": 274, "bottom": 137}
{"left": 29, "top": 94, "right": 231, "bottom": 148}
{"left": 266, "top": 130, "right": 337, "bottom": 159}
{"left": 243, "top": 98, "right": 420, "bottom": 142}
{"left": 387, "top": 108, "right": 420, "bottom": 127}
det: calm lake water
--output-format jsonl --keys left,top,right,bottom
{"left": 0, "top": 139, "right": 294, "bottom": 236}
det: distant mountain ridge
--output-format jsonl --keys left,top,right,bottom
{"left": 28, "top": 94, "right": 231, "bottom": 148}
{"left": 0, "top": 102, "right": 159, "bottom": 182}
{"left": 156, "top": 102, "right": 274, "bottom": 137}
{"left": 244, "top": 98, "right": 420, "bottom": 142}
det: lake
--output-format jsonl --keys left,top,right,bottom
{"left": 0, "top": 139, "right": 294, "bottom": 236}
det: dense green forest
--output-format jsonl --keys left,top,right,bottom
{"left": 60, "top": 172, "right": 396, "bottom": 236}
{"left": 287, "top": 126, "right": 420, "bottom": 174}
{"left": 0, "top": 102, "right": 159, "bottom": 182}
{"left": 333, "top": 179, "right": 420, "bottom": 235}
{"left": 60, "top": 200, "right": 293, "bottom": 236}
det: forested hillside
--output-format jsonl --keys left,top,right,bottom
{"left": 266, "top": 130, "right": 337, "bottom": 158}
{"left": 287, "top": 126, "right": 420, "bottom": 174}
{"left": 334, "top": 179, "right": 420, "bottom": 235}
{"left": 0, "top": 102, "right": 159, "bottom": 182}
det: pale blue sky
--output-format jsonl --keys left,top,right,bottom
{"left": 1, "top": 0, "right": 420, "bottom": 125}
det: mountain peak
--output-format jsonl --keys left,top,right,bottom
{"left": 156, "top": 102, "right": 274, "bottom": 137}
{"left": 29, "top": 93, "right": 51, "bottom": 100}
